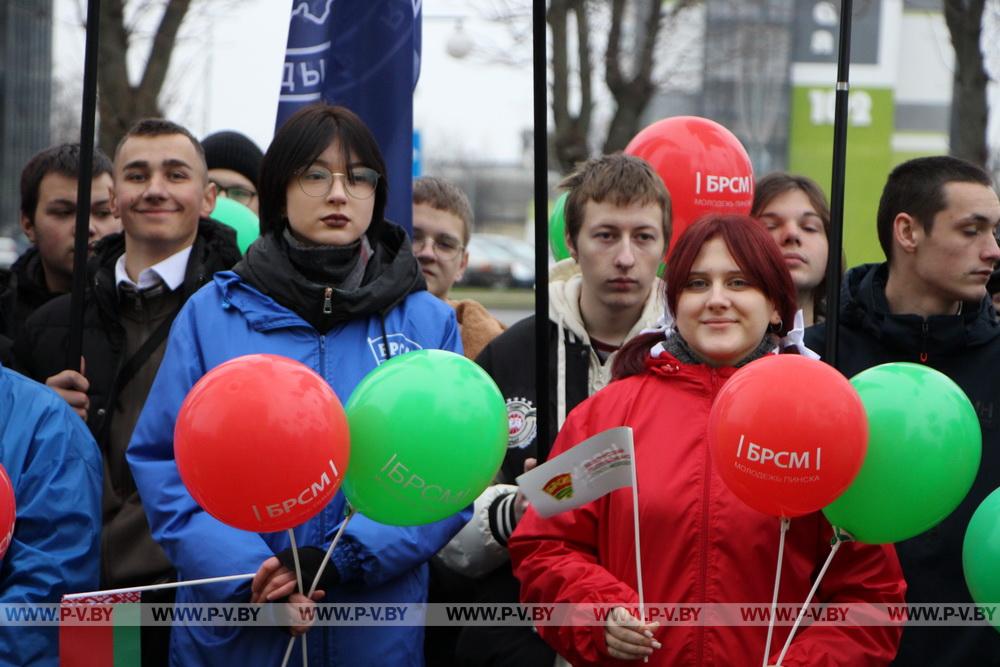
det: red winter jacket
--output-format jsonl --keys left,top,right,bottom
{"left": 509, "top": 353, "right": 906, "bottom": 667}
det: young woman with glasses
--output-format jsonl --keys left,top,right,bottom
{"left": 128, "top": 104, "right": 467, "bottom": 666}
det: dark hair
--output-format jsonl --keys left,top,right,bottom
{"left": 877, "top": 155, "right": 993, "bottom": 262}
{"left": 19, "top": 143, "right": 113, "bottom": 222}
{"left": 612, "top": 214, "right": 797, "bottom": 379}
{"left": 560, "top": 153, "right": 672, "bottom": 249}
{"left": 413, "top": 176, "right": 473, "bottom": 245}
{"left": 752, "top": 172, "right": 837, "bottom": 320}
{"left": 114, "top": 118, "right": 206, "bottom": 166}
{"left": 258, "top": 104, "right": 388, "bottom": 239}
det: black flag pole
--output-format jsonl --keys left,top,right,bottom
{"left": 67, "top": 0, "right": 102, "bottom": 372}
{"left": 532, "top": 0, "right": 550, "bottom": 455}
{"left": 823, "top": 0, "right": 853, "bottom": 369}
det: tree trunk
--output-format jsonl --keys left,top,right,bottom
{"left": 97, "top": 0, "right": 193, "bottom": 155}
{"left": 602, "top": 0, "right": 661, "bottom": 154}
{"left": 944, "top": 0, "right": 988, "bottom": 167}
{"left": 548, "top": 0, "right": 592, "bottom": 172}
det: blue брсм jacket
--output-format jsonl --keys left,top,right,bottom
{"left": 127, "top": 267, "right": 469, "bottom": 667}
{"left": 0, "top": 364, "right": 101, "bottom": 666}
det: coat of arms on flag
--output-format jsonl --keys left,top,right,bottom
{"left": 518, "top": 427, "right": 635, "bottom": 517}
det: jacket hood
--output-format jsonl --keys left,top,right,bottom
{"left": 840, "top": 262, "right": 1000, "bottom": 353}
{"left": 88, "top": 219, "right": 240, "bottom": 319}
{"left": 232, "top": 221, "right": 425, "bottom": 332}
{"left": 548, "top": 259, "right": 664, "bottom": 345}
{"left": 548, "top": 257, "right": 580, "bottom": 283}
{"left": 548, "top": 260, "right": 665, "bottom": 430}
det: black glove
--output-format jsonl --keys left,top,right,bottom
{"left": 275, "top": 546, "right": 341, "bottom": 595}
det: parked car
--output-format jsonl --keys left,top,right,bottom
{"left": 460, "top": 235, "right": 517, "bottom": 288}
{"left": 475, "top": 234, "right": 536, "bottom": 288}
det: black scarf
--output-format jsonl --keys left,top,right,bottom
{"left": 662, "top": 331, "right": 776, "bottom": 368}
{"left": 234, "top": 223, "right": 426, "bottom": 333}
{"left": 282, "top": 229, "right": 369, "bottom": 290}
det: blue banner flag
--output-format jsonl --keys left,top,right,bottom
{"left": 278, "top": 0, "right": 421, "bottom": 233}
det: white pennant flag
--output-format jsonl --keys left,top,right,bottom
{"left": 517, "top": 426, "right": 635, "bottom": 518}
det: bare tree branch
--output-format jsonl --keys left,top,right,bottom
{"left": 548, "top": 0, "right": 593, "bottom": 171}
{"left": 137, "top": 0, "right": 191, "bottom": 95}
{"left": 603, "top": 0, "right": 680, "bottom": 154}
{"left": 96, "top": 0, "right": 196, "bottom": 154}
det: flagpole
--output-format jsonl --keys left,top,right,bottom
{"left": 63, "top": 573, "right": 255, "bottom": 600}
{"left": 822, "top": 0, "right": 854, "bottom": 369}
{"left": 627, "top": 429, "right": 645, "bottom": 622}
{"left": 532, "top": 0, "right": 551, "bottom": 456}
{"left": 66, "top": 0, "right": 101, "bottom": 372}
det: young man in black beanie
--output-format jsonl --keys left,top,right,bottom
{"left": 202, "top": 130, "right": 263, "bottom": 215}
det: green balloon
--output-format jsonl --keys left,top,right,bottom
{"left": 342, "top": 350, "right": 508, "bottom": 526}
{"left": 964, "top": 488, "right": 1000, "bottom": 629}
{"left": 211, "top": 197, "right": 259, "bottom": 255}
{"left": 549, "top": 192, "right": 571, "bottom": 261}
{"left": 823, "top": 363, "right": 981, "bottom": 544}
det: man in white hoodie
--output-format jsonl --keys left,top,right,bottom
{"left": 435, "top": 153, "right": 671, "bottom": 667}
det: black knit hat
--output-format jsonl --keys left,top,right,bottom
{"left": 202, "top": 131, "right": 264, "bottom": 188}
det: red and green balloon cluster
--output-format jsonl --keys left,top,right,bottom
{"left": 709, "top": 357, "right": 982, "bottom": 545}
{"left": 174, "top": 350, "right": 508, "bottom": 532}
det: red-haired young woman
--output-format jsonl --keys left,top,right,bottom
{"left": 509, "top": 214, "right": 906, "bottom": 667}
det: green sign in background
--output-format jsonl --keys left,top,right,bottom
{"left": 788, "top": 86, "right": 896, "bottom": 267}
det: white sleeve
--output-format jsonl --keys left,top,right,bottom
{"left": 434, "top": 484, "right": 519, "bottom": 578}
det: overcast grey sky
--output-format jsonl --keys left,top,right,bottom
{"left": 52, "top": 0, "right": 534, "bottom": 163}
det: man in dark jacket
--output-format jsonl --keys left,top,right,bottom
{"left": 14, "top": 119, "right": 240, "bottom": 667}
{"left": 805, "top": 155, "right": 1000, "bottom": 666}
{"left": 437, "top": 154, "right": 671, "bottom": 667}
{"left": 0, "top": 143, "right": 118, "bottom": 360}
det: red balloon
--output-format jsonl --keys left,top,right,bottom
{"left": 625, "top": 116, "right": 754, "bottom": 256}
{"left": 0, "top": 465, "right": 14, "bottom": 560}
{"left": 174, "top": 354, "right": 350, "bottom": 532}
{"left": 707, "top": 355, "right": 867, "bottom": 518}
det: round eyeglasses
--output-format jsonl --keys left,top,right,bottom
{"left": 210, "top": 182, "right": 257, "bottom": 207}
{"left": 296, "top": 166, "right": 379, "bottom": 199}
{"left": 412, "top": 230, "right": 465, "bottom": 260}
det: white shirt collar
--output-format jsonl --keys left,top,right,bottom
{"left": 115, "top": 245, "right": 193, "bottom": 292}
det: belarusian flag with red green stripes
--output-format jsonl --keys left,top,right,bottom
{"left": 59, "top": 591, "right": 140, "bottom": 666}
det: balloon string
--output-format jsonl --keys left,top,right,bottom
{"left": 774, "top": 535, "right": 846, "bottom": 666}
{"left": 279, "top": 510, "right": 357, "bottom": 667}
{"left": 280, "top": 636, "right": 295, "bottom": 667}
{"left": 288, "top": 529, "right": 305, "bottom": 598}
{"left": 308, "top": 508, "right": 356, "bottom": 597}
{"left": 279, "top": 530, "right": 306, "bottom": 667}
{"left": 763, "top": 518, "right": 790, "bottom": 667}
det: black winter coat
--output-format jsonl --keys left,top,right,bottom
{"left": 475, "top": 314, "right": 590, "bottom": 484}
{"left": 15, "top": 220, "right": 241, "bottom": 435}
{"left": 14, "top": 220, "right": 240, "bottom": 589}
{"left": 806, "top": 262, "right": 1000, "bottom": 666}
{"left": 0, "top": 247, "right": 60, "bottom": 364}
